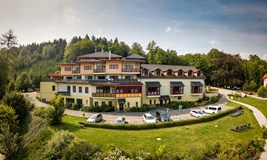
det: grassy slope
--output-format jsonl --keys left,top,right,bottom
{"left": 53, "top": 106, "right": 262, "bottom": 156}
{"left": 234, "top": 96, "right": 267, "bottom": 117}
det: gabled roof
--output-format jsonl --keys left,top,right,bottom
{"left": 126, "top": 54, "right": 146, "bottom": 59}
{"left": 141, "top": 64, "right": 199, "bottom": 72}
{"left": 78, "top": 52, "right": 122, "bottom": 59}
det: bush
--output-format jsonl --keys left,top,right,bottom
{"left": 79, "top": 106, "right": 242, "bottom": 130}
{"left": 0, "top": 104, "right": 18, "bottom": 132}
{"left": 85, "top": 105, "right": 115, "bottom": 112}
{"left": 128, "top": 104, "right": 150, "bottom": 112}
{"left": 49, "top": 95, "right": 65, "bottom": 125}
{"left": 2, "top": 91, "right": 31, "bottom": 123}
{"left": 258, "top": 86, "right": 267, "bottom": 97}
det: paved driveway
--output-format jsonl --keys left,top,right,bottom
{"left": 24, "top": 92, "right": 232, "bottom": 124}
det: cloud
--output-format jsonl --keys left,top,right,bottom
{"left": 63, "top": 7, "right": 81, "bottom": 25}
{"left": 165, "top": 26, "right": 183, "bottom": 34}
{"left": 209, "top": 40, "right": 220, "bottom": 46}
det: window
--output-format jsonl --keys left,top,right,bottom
{"left": 150, "top": 100, "right": 152, "bottom": 105}
{"left": 178, "top": 71, "right": 183, "bottom": 76}
{"left": 84, "top": 66, "right": 92, "bottom": 70}
{"left": 67, "top": 86, "right": 70, "bottom": 92}
{"left": 147, "top": 87, "right": 160, "bottom": 95}
{"left": 154, "top": 100, "right": 156, "bottom": 104}
{"left": 102, "top": 101, "right": 106, "bottom": 106}
{"left": 127, "top": 102, "right": 130, "bottom": 108}
{"left": 73, "top": 86, "right": 76, "bottom": 92}
{"left": 177, "top": 96, "right": 182, "bottom": 100}
{"left": 109, "top": 64, "right": 119, "bottom": 69}
{"left": 52, "top": 85, "right": 55, "bottom": 91}
{"left": 188, "top": 71, "right": 193, "bottom": 76}
{"left": 108, "top": 101, "right": 112, "bottom": 106}
{"left": 85, "top": 76, "right": 93, "bottom": 80}
{"left": 96, "top": 87, "right": 110, "bottom": 93}
{"left": 136, "top": 102, "right": 138, "bottom": 107}
{"left": 191, "top": 86, "right": 203, "bottom": 93}
{"left": 110, "top": 76, "right": 118, "bottom": 80}
{"left": 65, "top": 67, "right": 71, "bottom": 71}
{"left": 125, "top": 76, "right": 133, "bottom": 80}
{"left": 79, "top": 87, "right": 82, "bottom": 93}
{"left": 96, "top": 66, "right": 105, "bottom": 69}
{"left": 85, "top": 87, "right": 89, "bottom": 93}
{"left": 171, "top": 86, "right": 184, "bottom": 94}
{"left": 95, "top": 102, "right": 98, "bottom": 107}
{"left": 125, "top": 65, "right": 133, "bottom": 69}
{"left": 97, "top": 76, "right": 105, "bottom": 79}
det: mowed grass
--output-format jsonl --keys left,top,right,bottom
{"left": 233, "top": 96, "right": 267, "bottom": 117}
{"left": 53, "top": 107, "right": 262, "bottom": 156}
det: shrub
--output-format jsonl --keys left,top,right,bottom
{"left": 258, "top": 86, "right": 267, "bottom": 97}
{"left": 2, "top": 91, "right": 31, "bottom": 123}
{"left": 0, "top": 104, "right": 18, "bottom": 132}
{"left": 128, "top": 104, "right": 150, "bottom": 112}
{"left": 49, "top": 95, "right": 65, "bottom": 125}
{"left": 85, "top": 105, "right": 115, "bottom": 112}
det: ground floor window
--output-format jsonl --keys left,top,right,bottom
{"left": 191, "top": 86, "right": 202, "bottom": 93}
{"left": 95, "top": 102, "right": 98, "bottom": 107}
{"left": 136, "top": 102, "right": 138, "bottom": 107}
{"left": 102, "top": 101, "right": 105, "bottom": 106}
{"left": 108, "top": 101, "right": 112, "bottom": 106}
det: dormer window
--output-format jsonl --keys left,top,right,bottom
{"left": 166, "top": 70, "right": 172, "bottom": 76}
{"left": 154, "top": 70, "right": 160, "bottom": 76}
{"left": 197, "top": 71, "right": 201, "bottom": 77}
{"left": 178, "top": 70, "right": 183, "bottom": 76}
{"left": 188, "top": 70, "right": 193, "bottom": 76}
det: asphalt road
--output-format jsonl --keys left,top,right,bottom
{"left": 24, "top": 92, "right": 232, "bottom": 124}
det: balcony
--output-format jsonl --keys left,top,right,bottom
{"left": 122, "top": 68, "right": 140, "bottom": 72}
{"left": 146, "top": 92, "right": 160, "bottom": 97}
{"left": 72, "top": 70, "right": 80, "bottom": 74}
{"left": 111, "top": 79, "right": 138, "bottom": 82}
{"left": 57, "top": 91, "right": 70, "bottom": 96}
{"left": 92, "top": 93, "right": 115, "bottom": 97}
{"left": 116, "top": 93, "right": 142, "bottom": 98}
{"left": 94, "top": 69, "right": 106, "bottom": 73}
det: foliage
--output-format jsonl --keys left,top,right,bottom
{"left": 42, "top": 130, "right": 98, "bottom": 160}
{"left": 0, "top": 121, "right": 19, "bottom": 160}
{"left": 84, "top": 105, "right": 115, "bottom": 112}
{"left": 79, "top": 106, "right": 241, "bottom": 130}
{"left": 0, "top": 104, "right": 18, "bottom": 132}
{"left": 168, "top": 95, "right": 220, "bottom": 109}
{"left": 2, "top": 91, "right": 31, "bottom": 123}
{"left": 49, "top": 95, "right": 65, "bottom": 125}
{"left": 7, "top": 79, "right": 15, "bottom": 92}
{"left": 249, "top": 80, "right": 258, "bottom": 92}
{"left": 257, "top": 86, "right": 267, "bottom": 97}
{"left": 127, "top": 104, "right": 150, "bottom": 112}
{"left": 15, "top": 72, "right": 32, "bottom": 92}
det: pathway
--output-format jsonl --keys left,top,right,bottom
{"left": 218, "top": 88, "right": 267, "bottom": 160}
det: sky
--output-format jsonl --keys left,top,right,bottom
{"left": 1, "top": 0, "right": 267, "bottom": 59}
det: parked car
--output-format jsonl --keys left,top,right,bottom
{"left": 202, "top": 105, "right": 221, "bottom": 114}
{"left": 87, "top": 113, "right": 103, "bottom": 123}
{"left": 190, "top": 110, "right": 206, "bottom": 118}
{"left": 114, "top": 117, "right": 128, "bottom": 124}
{"left": 143, "top": 113, "right": 156, "bottom": 123}
{"left": 155, "top": 110, "right": 171, "bottom": 122}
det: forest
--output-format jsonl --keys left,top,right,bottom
{"left": 0, "top": 29, "right": 267, "bottom": 98}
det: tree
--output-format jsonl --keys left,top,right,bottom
{"left": 0, "top": 104, "right": 18, "bottom": 132}
{"left": 258, "top": 86, "right": 267, "bottom": 97}
{"left": 0, "top": 29, "right": 17, "bottom": 49}
{"left": 7, "top": 79, "right": 15, "bottom": 92}
{"left": 129, "top": 42, "right": 146, "bottom": 57}
{"left": 250, "top": 80, "right": 258, "bottom": 92}
{"left": 48, "top": 95, "right": 65, "bottom": 125}
{"left": 15, "top": 72, "right": 32, "bottom": 92}
{"left": 2, "top": 91, "right": 31, "bottom": 123}
{"left": 0, "top": 121, "right": 19, "bottom": 160}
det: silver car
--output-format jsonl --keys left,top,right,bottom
{"left": 87, "top": 113, "right": 103, "bottom": 123}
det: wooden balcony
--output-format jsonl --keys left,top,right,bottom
{"left": 112, "top": 79, "right": 138, "bottom": 82}
{"left": 94, "top": 69, "right": 106, "bottom": 73}
{"left": 122, "top": 68, "right": 140, "bottom": 72}
{"left": 92, "top": 93, "right": 115, "bottom": 97}
{"left": 72, "top": 70, "right": 80, "bottom": 74}
{"left": 116, "top": 93, "right": 142, "bottom": 98}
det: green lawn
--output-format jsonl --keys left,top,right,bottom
{"left": 233, "top": 96, "right": 267, "bottom": 117}
{"left": 53, "top": 106, "right": 263, "bottom": 157}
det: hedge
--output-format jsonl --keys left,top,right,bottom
{"left": 79, "top": 106, "right": 242, "bottom": 130}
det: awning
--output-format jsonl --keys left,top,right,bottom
{"left": 145, "top": 81, "right": 161, "bottom": 87}
{"left": 160, "top": 95, "right": 170, "bottom": 101}
{"left": 118, "top": 98, "right": 126, "bottom": 103}
{"left": 191, "top": 82, "right": 203, "bottom": 87}
{"left": 170, "top": 81, "right": 184, "bottom": 87}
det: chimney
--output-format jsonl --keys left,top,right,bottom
{"left": 109, "top": 51, "right": 111, "bottom": 60}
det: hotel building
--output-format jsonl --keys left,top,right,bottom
{"left": 39, "top": 51, "right": 205, "bottom": 111}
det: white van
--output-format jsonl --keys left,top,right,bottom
{"left": 202, "top": 105, "right": 222, "bottom": 114}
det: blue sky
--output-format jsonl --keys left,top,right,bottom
{"left": 1, "top": 0, "right": 267, "bottom": 59}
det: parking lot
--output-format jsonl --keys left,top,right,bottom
{"left": 24, "top": 92, "right": 233, "bottom": 124}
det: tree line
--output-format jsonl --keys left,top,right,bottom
{"left": 0, "top": 29, "right": 267, "bottom": 99}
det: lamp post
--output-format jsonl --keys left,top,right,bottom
{"left": 82, "top": 103, "right": 85, "bottom": 118}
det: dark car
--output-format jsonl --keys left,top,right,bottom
{"left": 155, "top": 110, "right": 171, "bottom": 122}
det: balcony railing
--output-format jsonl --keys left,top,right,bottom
{"left": 122, "top": 68, "right": 140, "bottom": 72}
{"left": 146, "top": 92, "right": 160, "bottom": 96}
{"left": 57, "top": 91, "right": 70, "bottom": 96}
{"left": 94, "top": 69, "right": 106, "bottom": 73}
{"left": 111, "top": 79, "right": 138, "bottom": 82}
{"left": 72, "top": 70, "right": 80, "bottom": 74}
{"left": 92, "top": 93, "right": 115, "bottom": 97}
